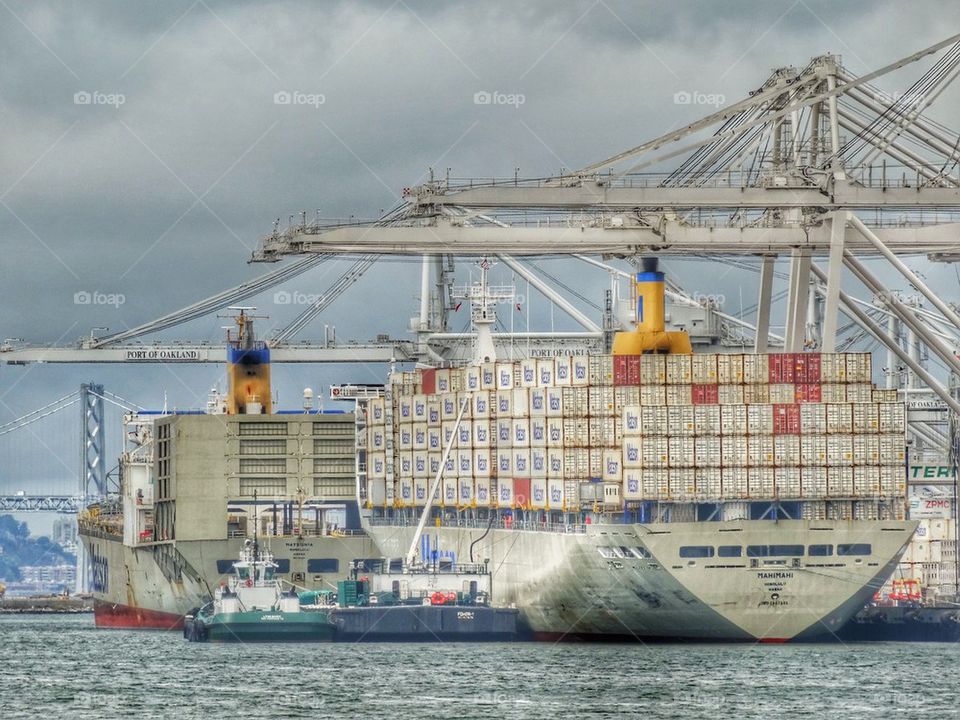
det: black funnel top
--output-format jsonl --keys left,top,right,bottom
{"left": 641, "top": 257, "right": 659, "bottom": 273}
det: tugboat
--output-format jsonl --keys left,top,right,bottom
{"left": 184, "top": 538, "right": 335, "bottom": 643}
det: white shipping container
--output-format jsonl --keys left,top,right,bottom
{"left": 639, "top": 384, "right": 665, "bottom": 407}
{"left": 571, "top": 356, "right": 590, "bottom": 386}
{"left": 397, "top": 396, "right": 414, "bottom": 421}
{"left": 695, "top": 436, "right": 722, "bottom": 467}
{"left": 614, "top": 386, "right": 641, "bottom": 410}
{"left": 530, "top": 416, "right": 547, "bottom": 447}
{"left": 531, "top": 447, "right": 548, "bottom": 478}
{"left": 512, "top": 388, "right": 530, "bottom": 417}
{"left": 769, "top": 384, "right": 795, "bottom": 404}
{"left": 413, "top": 423, "right": 428, "bottom": 451}
{"left": 547, "top": 448, "right": 564, "bottom": 479}
{"left": 743, "top": 384, "right": 770, "bottom": 405}
{"left": 718, "top": 384, "right": 744, "bottom": 405}
{"left": 880, "top": 465, "right": 906, "bottom": 496}
{"left": 667, "top": 436, "right": 694, "bottom": 468}
{"left": 563, "top": 448, "right": 589, "bottom": 476}
{"left": 800, "top": 435, "right": 827, "bottom": 465}
{"left": 602, "top": 449, "right": 622, "bottom": 481}
{"left": 368, "top": 397, "right": 386, "bottom": 424}
{"left": 853, "top": 435, "right": 879, "bottom": 465}
{"left": 622, "top": 405, "right": 643, "bottom": 436}
{"left": 456, "top": 450, "right": 472, "bottom": 478}
{"left": 589, "top": 386, "right": 616, "bottom": 416}
{"left": 654, "top": 469, "right": 671, "bottom": 499}
{"left": 496, "top": 362, "right": 515, "bottom": 390}
{"left": 826, "top": 404, "right": 852, "bottom": 434}
{"left": 368, "top": 427, "right": 386, "bottom": 451}
{"left": 412, "top": 394, "right": 428, "bottom": 421}
{"left": 668, "top": 406, "right": 696, "bottom": 436}
{"left": 846, "top": 384, "right": 874, "bottom": 403}
{"left": 878, "top": 403, "right": 906, "bottom": 434}
{"left": 853, "top": 466, "right": 880, "bottom": 497}
{"left": 440, "top": 393, "right": 458, "bottom": 421}
{"left": 820, "top": 353, "right": 847, "bottom": 383}
{"left": 473, "top": 420, "right": 491, "bottom": 448}
{"left": 398, "top": 452, "right": 413, "bottom": 478}
{"left": 545, "top": 387, "right": 564, "bottom": 417}
{"left": 692, "top": 354, "right": 718, "bottom": 384}
{"left": 464, "top": 366, "right": 482, "bottom": 392}
{"left": 720, "top": 405, "right": 752, "bottom": 435}
{"left": 480, "top": 362, "right": 496, "bottom": 391}
{"left": 561, "top": 387, "right": 588, "bottom": 417}
{"left": 442, "top": 475, "right": 458, "bottom": 506}
{"left": 827, "top": 435, "right": 854, "bottom": 466}
{"left": 553, "top": 357, "right": 571, "bottom": 386}
{"left": 642, "top": 436, "right": 670, "bottom": 469}
{"left": 397, "top": 424, "right": 413, "bottom": 450}
{"left": 368, "top": 452, "right": 386, "bottom": 479}
{"left": 665, "top": 354, "right": 692, "bottom": 385}
{"left": 428, "top": 452, "right": 442, "bottom": 478}
{"left": 846, "top": 353, "right": 873, "bottom": 383}
{"left": 801, "top": 466, "right": 828, "bottom": 498}
{"left": 459, "top": 477, "right": 475, "bottom": 505}
{"left": 472, "top": 391, "right": 491, "bottom": 419}
{"left": 743, "top": 354, "right": 770, "bottom": 384}
{"left": 494, "top": 390, "right": 513, "bottom": 417}
{"left": 588, "top": 416, "right": 616, "bottom": 447}
{"left": 434, "top": 369, "right": 450, "bottom": 395}
{"left": 722, "top": 467, "right": 749, "bottom": 499}
{"left": 622, "top": 437, "right": 642, "bottom": 468}
{"left": 694, "top": 405, "right": 722, "bottom": 436}
{"left": 773, "top": 435, "right": 801, "bottom": 466}
{"left": 722, "top": 435, "right": 749, "bottom": 467}
{"left": 513, "top": 449, "right": 531, "bottom": 476}
{"left": 717, "top": 354, "right": 744, "bottom": 384}
{"left": 412, "top": 451, "right": 429, "bottom": 479}
{"left": 749, "top": 435, "right": 775, "bottom": 467}
{"left": 696, "top": 468, "right": 723, "bottom": 500}
{"left": 775, "top": 466, "right": 802, "bottom": 499}
{"left": 623, "top": 469, "right": 643, "bottom": 500}
{"left": 799, "top": 403, "right": 827, "bottom": 434}
{"left": 879, "top": 434, "right": 906, "bottom": 464}
{"left": 639, "top": 354, "right": 666, "bottom": 384}
{"left": 589, "top": 355, "right": 614, "bottom": 385}
{"left": 512, "top": 418, "right": 530, "bottom": 447}
{"left": 547, "top": 418, "right": 564, "bottom": 447}
{"left": 531, "top": 477, "right": 548, "bottom": 508}
{"left": 852, "top": 403, "right": 879, "bottom": 433}
{"left": 670, "top": 468, "right": 697, "bottom": 498}
{"left": 749, "top": 467, "right": 775, "bottom": 498}
{"left": 641, "top": 406, "right": 669, "bottom": 435}
{"left": 666, "top": 385, "right": 693, "bottom": 406}
{"left": 828, "top": 466, "right": 854, "bottom": 497}
{"left": 493, "top": 418, "right": 511, "bottom": 447}
{"left": 529, "top": 387, "right": 547, "bottom": 416}
{"left": 518, "top": 359, "right": 537, "bottom": 388}
{"left": 474, "top": 449, "right": 492, "bottom": 477}
{"left": 497, "top": 478, "right": 514, "bottom": 507}
{"left": 368, "top": 478, "right": 387, "bottom": 506}
{"left": 475, "top": 477, "right": 492, "bottom": 507}
{"left": 562, "top": 418, "right": 588, "bottom": 447}
{"left": 444, "top": 452, "right": 456, "bottom": 477}
{"left": 820, "top": 384, "right": 847, "bottom": 403}
{"left": 548, "top": 478, "right": 565, "bottom": 508}
{"left": 456, "top": 422, "right": 472, "bottom": 448}
{"left": 747, "top": 405, "right": 774, "bottom": 435}
{"left": 496, "top": 449, "right": 512, "bottom": 476}
{"left": 536, "top": 359, "right": 555, "bottom": 387}
{"left": 427, "top": 398, "right": 441, "bottom": 426}
{"left": 413, "top": 476, "right": 430, "bottom": 505}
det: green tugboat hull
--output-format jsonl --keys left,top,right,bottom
{"left": 203, "top": 611, "right": 336, "bottom": 643}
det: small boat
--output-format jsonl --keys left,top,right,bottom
{"left": 184, "top": 539, "right": 335, "bottom": 643}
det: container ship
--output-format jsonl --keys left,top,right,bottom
{"left": 78, "top": 311, "right": 381, "bottom": 629}
{"left": 361, "top": 262, "right": 917, "bottom": 641}
{"left": 79, "top": 266, "right": 917, "bottom": 640}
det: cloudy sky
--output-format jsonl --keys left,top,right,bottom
{"left": 1, "top": 0, "right": 959, "bottom": 509}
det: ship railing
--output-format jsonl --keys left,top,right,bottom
{"left": 226, "top": 527, "right": 366, "bottom": 539}
{"left": 367, "top": 516, "right": 587, "bottom": 534}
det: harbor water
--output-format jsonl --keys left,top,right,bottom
{"left": 2, "top": 615, "right": 959, "bottom": 719}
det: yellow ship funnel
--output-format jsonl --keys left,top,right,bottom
{"left": 612, "top": 257, "right": 691, "bottom": 356}
{"left": 225, "top": 310, "right": 272, "bottom": 415}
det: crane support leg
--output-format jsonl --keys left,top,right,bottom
{"left": 754, "top": 255, "right": 776, "bottom": 353}
{"left": 821, "top": 211, "right": 848, "bottom": 352}
{"left": 785, "top": 249, "right": 811, "bottom": 351}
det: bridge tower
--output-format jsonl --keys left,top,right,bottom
{"left": 77, "top": 383, "right": 105, "bottom": 593}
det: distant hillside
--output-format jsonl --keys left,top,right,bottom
{"left": 0, "top": 515, "right": 75, "bottom": 581}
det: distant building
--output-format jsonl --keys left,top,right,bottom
{"left": 19, "top": 565, "right": 76, "bottom": 592}
{"left": 52, "top": 517, "right": 78, "bottom": 550}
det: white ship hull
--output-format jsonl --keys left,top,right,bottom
{"left": 366, "top": 519, "right": 916, "bottom": 641}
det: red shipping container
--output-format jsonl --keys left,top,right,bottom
{"left": 613, "top": 356, "right": 629, "bottom": 386}
{"left": 769, "top": 353, "right": 795, "bottom": 384}
{"left": 421, "top": 368, "right": 437, "bottom": 395}
{"left": 513, "top": 478, "right": 532, "bottom": 509}
{"left": 794, "top": 353, "right": 821, "bottom": 383}
{"left": 795, "top": 383, "right": 822, "bottom": 403}
{"left": 772, "top": 404, "right": 800, "bottom": 434}
{"left": 626, "top": 355, "right": 641, "bottom": 385}
{"left": 692, "top": 383, "right": 719, "bottom": 404}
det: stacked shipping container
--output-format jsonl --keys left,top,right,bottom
{"left": 366, "top": 353, "right": 907, "bottom": 519}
